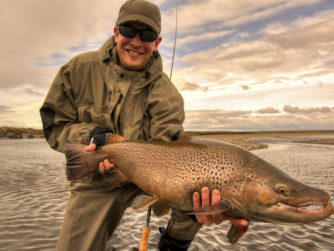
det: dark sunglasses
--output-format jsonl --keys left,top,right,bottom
{"left": 118, "top": 24, "right": 158, "bottom": 42}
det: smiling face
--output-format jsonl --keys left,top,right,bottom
{"left": 114, "top": 22, "right": 162, "bottom": 71}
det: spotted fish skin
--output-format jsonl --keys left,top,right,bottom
{"left": 65, "top": 136, "right": 333, "bottom": 239}
{"left": 67, "top": 138, "right": 252, "bottom": 210}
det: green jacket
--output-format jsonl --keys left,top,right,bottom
{"left": 40, "top": 36, "right": 184, "bottom": 152}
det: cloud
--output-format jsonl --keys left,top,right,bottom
{"left": 184, "top": 107, "right": 334, "bottom": 130}
{"left": 256, "top": 107, "right": 280, "bottom": 114}
{"left": 0, "top": 105, "right": 11, "bottom": 113}
{"left": 163, "top": 0, "right": 324, "bottom": 35}
{"left": 185, "top": 109, "right": 252, "bottom": 130}
{"left": 1, "top": 0, "right": 333, "bottom": 130}
{"left": 240, "top": 85, "right": 250, "bottom": 90}
{"left": 181, "top": 18, "right": 334, "bottom": 88}
{"left": 261, "top": 8, "right": 334, "bottom": 35}
{"left": 0, "top": 0, "right": 125, "bottom": 90}
{"left": 181, "top": 82, "right": 209, "bottom": 92}
{"left": 175, "top": 30, "right": 234, "bottom": 48}
{"left": 283, "top": 105, "right": 332, "bottom": 114}
{"left": 24, "top": 88, "right": 44, "bottom": 96}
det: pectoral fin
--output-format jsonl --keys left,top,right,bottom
{"left": 132, "top": 195, "right": 159, "bottom": 210}
{"left": 186, "top": 200, "right": 232, "bottom": 215}
{"left": 227, "top": 223, "right": 249, "bottom": 244}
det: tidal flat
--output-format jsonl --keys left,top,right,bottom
{"left": 0, "top": 131, "right": 333, "bottom": 251}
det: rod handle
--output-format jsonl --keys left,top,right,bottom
{"left": 139, "top": 226, "right": 150, "bottom": 251}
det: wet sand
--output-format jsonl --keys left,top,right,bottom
{"left": 0, "top": 131, "right": 333, "bottom": 250}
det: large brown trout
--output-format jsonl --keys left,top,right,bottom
{"left": 65, "top": 135, "right": 333, "bottom": 243}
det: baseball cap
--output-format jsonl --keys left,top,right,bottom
{"left": 116, "top": 0, "right": 161, "bottom": 34}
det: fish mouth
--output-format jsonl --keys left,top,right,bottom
{"left": 274, "top": 200, "right": 333, "bottom": 218}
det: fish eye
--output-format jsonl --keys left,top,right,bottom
{"left": 275, "top": 185, "right": 288, "bottom": 195}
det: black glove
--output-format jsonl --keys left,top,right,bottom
{"left": 90, "top": 127, "right": 113, "bottom": 148}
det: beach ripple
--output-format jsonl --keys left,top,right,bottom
{"left": 0, "top": 138, "right": 333, "bottom": 250}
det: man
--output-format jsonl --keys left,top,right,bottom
{"left": 40, "top": 0, "right": 248, "bottom": 250}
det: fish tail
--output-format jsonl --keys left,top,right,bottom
{"left": 64, "top": 144, "right": 108, "bottom": 180}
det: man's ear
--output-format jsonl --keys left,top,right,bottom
{"left": 153, "top": 36, "right": 162, "bottom": 51}
{"left": 114, "top": 26, "right": 119, "bottom": 42}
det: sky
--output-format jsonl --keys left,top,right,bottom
{"left": 1, "top": 0, "right": 334, "bottom": 131}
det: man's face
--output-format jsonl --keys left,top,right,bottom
{"left": 114, "top": 22, "right": 162, "bottom": 71}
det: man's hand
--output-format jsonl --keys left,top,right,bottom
{"left": 193, "top": 187, "right": 249, "bottom": 227}
{"left": 85, "top": 143, "right": 115, "bottom": 173}
{"left": 84, "top": 143, "right": 98, "bottom": 152}
{"left": 85, "top": 127, "right": 115, "bottom": 173}
{"left": 193, "top": 187, "right": 224, "bottom": 224}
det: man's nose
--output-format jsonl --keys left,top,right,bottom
{"left": 130, "top": 33, "right": 142, "bottom": 45}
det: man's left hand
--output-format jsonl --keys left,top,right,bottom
{"left": 193, "top": 187, "right": 249, "bottom": 227}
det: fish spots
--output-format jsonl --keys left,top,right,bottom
{"left": 110, "top": 139, "right": 255, "bottom": 206}
{"left": 243, "top": 172, "right": 256, "bottom": 182}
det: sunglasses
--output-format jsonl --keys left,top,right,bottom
{"left": 118, "top": 24, "right": 158, "bottom": 42}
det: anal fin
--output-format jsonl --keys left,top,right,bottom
{"left": 132, "top": 194, "right": 159, "bottom": 210}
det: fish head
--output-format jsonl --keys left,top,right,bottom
{"left": 228, "top": 157, "right": 333, "bottom": 224}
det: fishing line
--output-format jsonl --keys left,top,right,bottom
{"left": 139, "top": 2, "right": 178, "bottom": 250}
{"left": 170, "top": 0, "right": 178, "bottom": 80}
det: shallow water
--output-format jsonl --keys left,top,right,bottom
{"left": 0, "top": 137, "right": 333, "bottom": 251}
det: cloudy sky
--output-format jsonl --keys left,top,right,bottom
{"left": 1, "top": 0, "right": 334, "bottom": 130}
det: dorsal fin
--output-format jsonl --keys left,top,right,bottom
{"left": 108, "top": 134, "right": 126, "bottom": 143}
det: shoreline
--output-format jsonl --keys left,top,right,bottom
{"left": 0, "top": 127, "right": 44, "bottom": 139}
{"left": 1, "top": 127, "right": 334, "bottom": 151}
{"left": 189, "top": 130, "right": 334, "bottom": 150}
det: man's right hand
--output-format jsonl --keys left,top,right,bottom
{"left": 84, "top": 143, "right": 98, "bottom": 152}
{"left": 85, "top": 143, "right": 116, "bottom": 173}
{"left": 85, "top": 126, "right": 116, "bottom": 173}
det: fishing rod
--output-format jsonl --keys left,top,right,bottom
{"left": 139, "top": 206, "right": 152, "bottom": 251}
{"left": 139, "top": 1, "right": 178, "bottom": 250}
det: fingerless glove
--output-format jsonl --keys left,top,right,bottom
{"left": 90, "top": 127, "right": 114, "bottom": 148}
